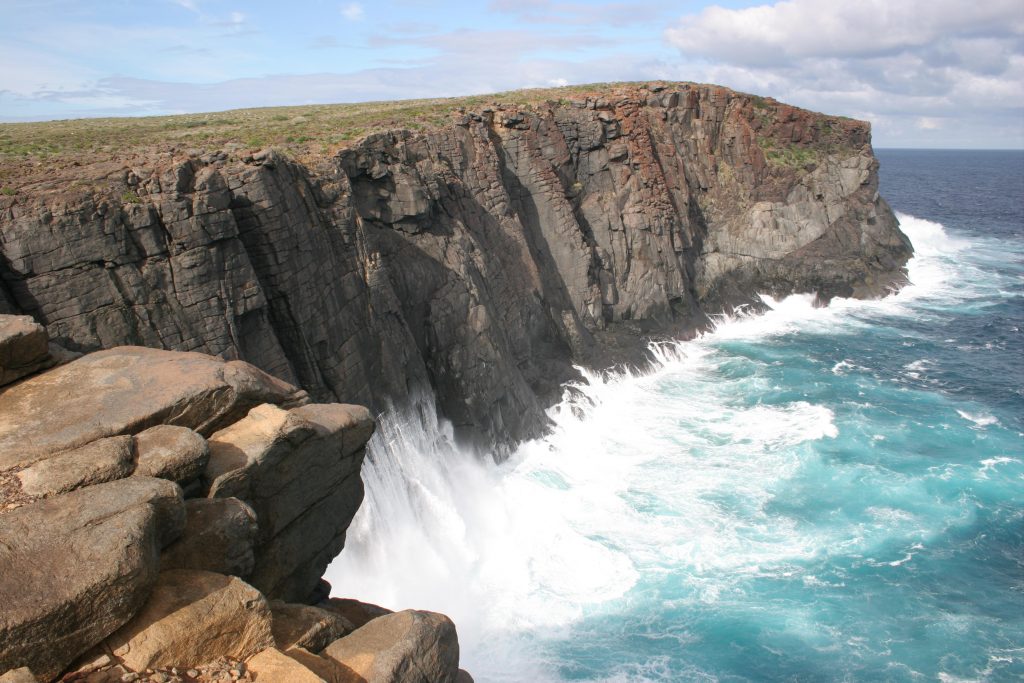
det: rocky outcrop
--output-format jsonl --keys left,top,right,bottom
{"left": 0, "top": 327, "right": 462, "bottom": 681}
{"left": 0, "top": 83, "right": 913, "bottom": 448}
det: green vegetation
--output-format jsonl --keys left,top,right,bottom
{"left": 0, "top": 81, "right": 670, "bottom": 169}
{"left": 121, "top": 190, "right": 140, "bottom": 203}
{"left": 1, "top": 187, "right": 16, "bottom": 196}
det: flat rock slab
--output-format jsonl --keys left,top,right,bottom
{"left": 0, "top": 314, "right": 50, "bottom": 387}
{"left": 0, "top": 477, "right": 184, "bottom": 681}
{"left": 0, "top": 346, "right": 303, "bottom": 471}
{"left": 134, "top": 424, "right": 210, "bottom": 484}
{"left": 322, "top": 610, "right": 460, "bottom": 683}
{"left": 246, "top": 647, "right": 326, "bottom": 683}
{"left": 105, "top": 569, "right": 274, "bottom": 671}
{"left": 15, "top": 435, "right": 134, "bottom": 499}
{"left": 160, "top": 497, "right": 258, "bottom": 577}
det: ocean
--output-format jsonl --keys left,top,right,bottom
{"left": 326, "top": 149, "right": 1024, "bottom": 682}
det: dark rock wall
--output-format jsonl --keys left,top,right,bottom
{"left": 0, "top": 85, "right": 912, "bottom": 447}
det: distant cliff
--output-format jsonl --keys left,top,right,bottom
{"left": 0, "top": 83, "right": 912, "bottom": 448}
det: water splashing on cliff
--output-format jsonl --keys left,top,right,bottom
{"left": 327, "top": 213, "right": 1024, "bottom": 681}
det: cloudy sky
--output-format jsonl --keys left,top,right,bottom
{"left": 2, "top": 0, "right": 1022, "bottom": 148}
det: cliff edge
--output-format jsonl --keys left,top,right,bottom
{"left": 0, "top": 82, "right": 912, "bottom": 447}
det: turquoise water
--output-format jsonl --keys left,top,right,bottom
{"left": 329, "top": 151, "right": 1024, "bottom": 682}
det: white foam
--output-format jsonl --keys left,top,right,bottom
{"left": 957, "top": 409, "right": 1000, "bottom": 428}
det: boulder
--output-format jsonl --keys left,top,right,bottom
{"left": 0, "top": 477, "right": 184, "bottom": 680}
{"left": 317, "top": 598, "right": 393, "bottom": 631}
{"left": 15, "top": 436, "right": 134, "bottom": 499}
{"left": 105, "top": 570, "right": 274, "bottom": 671}
{"left": 133, "top": 425, "right": 210, "bottom": 484}
{"left": 246, "top": 648, "right": 325, "bottom": 683}
{"left": 160, "top": 497, "right": 259, "bottom": 577}
{"left": 0, "top": 314, "right": 50, "bottom": 387}
{"left": 269, "top": 601, "right": 354, "bottom": 653}
{"left": 0, "top": 346, "right": 305, "bottom": 472}
{"left": 321, "top": 610, "right": 460, "bottom": 683}
{"left": 205, "top": 403, "right": 373, "bottom": 601}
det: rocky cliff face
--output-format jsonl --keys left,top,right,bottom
{"left": 0, "top": 83, "right": 912, "bottom": 448}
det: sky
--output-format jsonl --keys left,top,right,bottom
{"left": 1, "top": 0, "right": 1022, "bottom": 148}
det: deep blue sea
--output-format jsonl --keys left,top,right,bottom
{"left": 329, "top": 150, "right": 1024, "bottom": 682}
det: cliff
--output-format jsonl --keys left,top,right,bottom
{"left": 0, "top": 82, "right": 912, "bottom": 448}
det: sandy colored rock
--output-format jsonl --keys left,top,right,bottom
{"left": 0, "top": 346, "right": 304, "bottom": 472}
{"left": 322, "top": 610, "right": 459, "bottom": 683}
{"left": 317, "top": 599, "right": 393, "bottom": 631}
{"left": 269, "top": 601, "right": 354, "bottom": 653}
{"left": 0, "top": 668, "right": 39, "bottom": 683}
{"left": 0, "top": 477, "right": 184, "bottom": 681}
{"left": 205, "top": 403, "right": 373, "bottom": 602}
{"left": 133, "top": 424, "right": 210, "bottom": 484}
{"left": 0, "top": 314, "right": 50, "bottom": 387}
{"left": 105, "top": 569, "right": 274, "bottom": 671}
{"left": 160, "top": 497, "right": 259, "bottom": 577}
{"left": 15, "top": 436, "right": 134, "bottom": 498}
{"left": 246, "top": 648, "right": 325, "bottom": 683}
{"left": 284, "top": 647, "right": 355, "bottom": 683}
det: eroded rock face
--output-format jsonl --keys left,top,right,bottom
{"left": 0, "top": 84, "right": 912, "bottom": 448}
{"left": 205, "top": 402, "right": 373, "bottom": 602}
{"left": 0, "top": 477, "right": 184, "bottom": 680}
{"left": 322, "top": 610, "right": 460, "bottom": 683}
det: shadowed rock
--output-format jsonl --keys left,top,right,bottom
{"left": 0, "top": 477, "right": 184, "bottom": 680}
{"left": 0, "top": 315, "right": 50, "bottom": 387}
{"left": 160, "top": 497, "right": 259, "bottom": 577}
{"left": 317, "top": 598, "right": 393, "bottom": 631}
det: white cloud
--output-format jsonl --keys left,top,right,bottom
{"left": 664, "top": 0, "right": 1024, "bottom": 147}
{"left": 341, "top": 3, "right": 364, "bottom": 21}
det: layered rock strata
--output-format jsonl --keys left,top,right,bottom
{"left": 0, "top": 317, "right": 465, "bottom": 682}
{"left": 0, "top": 83, "right": 913, "bottom": 447}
